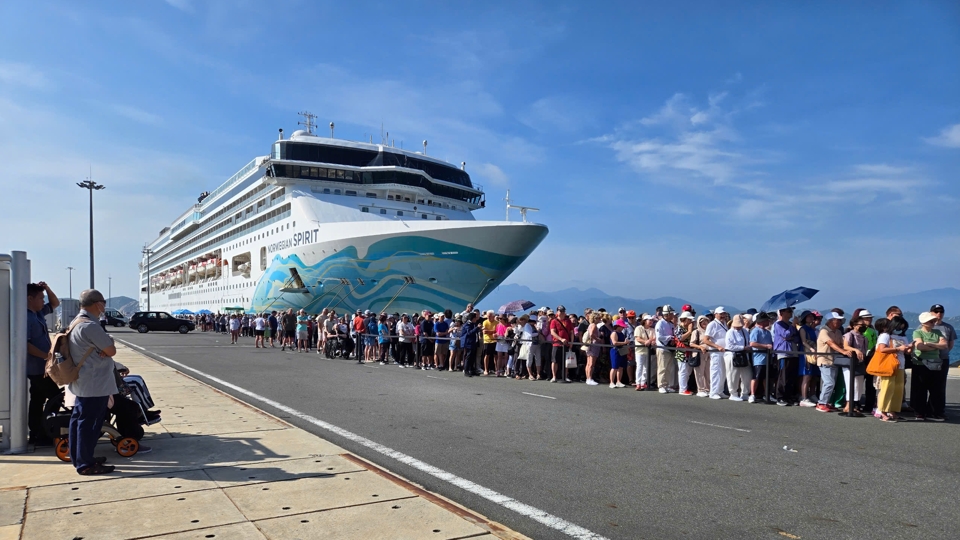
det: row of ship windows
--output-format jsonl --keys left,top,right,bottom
{"left": 317, "top": 186, "right": 464, "bottom": 211}
{"left": 228, "top": 221, "right": 295, "bottom": 250}
{"left": 360, "top": 207, "right": 443, "bottom": 220}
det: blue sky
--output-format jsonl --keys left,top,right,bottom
{"left": 2, "top": 1, "right": 958, "bottom": 308}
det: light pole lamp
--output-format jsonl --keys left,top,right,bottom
{"left": 66, "top": 266, "right": 74, "bottom": 299}
{"left": 108, "top": 275, "right": 112, "bottom": 309}
{"left": 77, "top": 179, "right": 105, "bottom": 289}
{"left": 142, "top": 247, "right": 153, "bottom": 311}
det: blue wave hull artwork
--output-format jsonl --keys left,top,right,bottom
{"left": 251, "top": 236, "right": 529, "bottom": 314}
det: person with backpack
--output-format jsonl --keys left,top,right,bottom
{"left": 26, "top": 282, "right": 60, "bottom": 446}
{"left": 63, "top": 289, "right": 118, "bottom": 475}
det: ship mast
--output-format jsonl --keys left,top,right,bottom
{"left": 297, "top": 111, "right": 317, "bottom": 134}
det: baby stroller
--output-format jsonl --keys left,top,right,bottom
{"left": 47, "top": 373, "right": 162, "bottom": 462}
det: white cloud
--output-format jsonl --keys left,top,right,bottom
{"left": 108, "top": 104, "right": 164, "bottom": 125}
{"left": 924, "top": 123, "right": 960, "bottom": 148}
{"left": 163, "top": 0, "right": 193, "bottom": 12}
{"left": 518, "top": 96, "right": 594, "bottom": 133}
{"left": 474, "top": 163, "right": 509, "bottom": 188}
{"left": 0, "top": 61, "right": 50, "bottom": 90}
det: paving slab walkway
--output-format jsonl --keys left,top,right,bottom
{"left": 0, "top": 344, "right": 528, "bottom": 540}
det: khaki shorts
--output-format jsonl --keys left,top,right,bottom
{"left": 436, "top": 342, "right": 450, "bottom": 356}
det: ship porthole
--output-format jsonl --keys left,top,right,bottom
{"left": 428, "top": 278, "right": 438, "bottom": 283}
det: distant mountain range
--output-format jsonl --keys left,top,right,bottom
{"left": 107, "top": 296, "right": 139, "bottom": 316}
{"left": 480, "top": 284, "right": 960, "bottom": 321}
{"left": 479, "top": 284, "right": 740, "bottom": 316}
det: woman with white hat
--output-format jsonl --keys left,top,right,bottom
{"left": 724, "top": 314, "right": 753, "bottom": 401}
{"left": 910, "top": 311, "right": 949, "bottom": 421}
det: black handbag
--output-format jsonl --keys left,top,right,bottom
{"left": 686, "top": 350, "right": 701, "bottom": 367}
{"left": 732, "top": 351, "right": 751, "bottom": 368}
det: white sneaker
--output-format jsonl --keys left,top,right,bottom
{"left": 729, "top": 396, "right": 744, "bottom": 402}
{"left": 658, "top": 387, "right": 668, "bottom": 394}
{"left": 748, "top": 395, "right": 756, "bottom": 403}
{"left": 709, "top": 394, "right": 723, "bottom": 400}
{"left": 609, "top": 383, "right": 616, "bottom": 389}
{"left": 586, "top": 379, "right": 599, "bottom": 386}
{"left": 696, "top": 391, "right": 709, "bottom": 398}
{"left": 615, "top": 382, "right": 626, "bottom": 388}
{"left": 800, "top": 399, "right": 817, "bottom": 407}
{"left": 550, "top": 378, "right": 557, "bottom": 383}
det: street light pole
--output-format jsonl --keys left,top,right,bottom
{"left": 142, "top": 247, "right": 153, "bottom": 311}
{"left": 66, "top": 266, "right": 74, "bottom": 299}
{"left": 108, "top": 275, "right": 112, "bottom": 309}
{"left": 77, "top": 177, "right": 105, "bottom": 289}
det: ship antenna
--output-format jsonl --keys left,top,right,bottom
{"left": 505, "top": 189, "right": 540, "bottom": 223}
{"left": 330, "top": 121, "right": 335, "bottom": 138}
{"left": 297, "top": 111, "right": 317, "bottom": 134}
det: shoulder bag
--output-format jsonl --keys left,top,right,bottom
{"left": 865, "top": 348, "right": 898, "bottom": 378}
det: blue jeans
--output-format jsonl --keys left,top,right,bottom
{"left": 69, "top": 395, "right": 109, "bottom": 472}
{"left": 818, "top": 365, "right": 838, "bottom": 405}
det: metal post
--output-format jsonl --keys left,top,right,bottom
{"left": 8, "top": 251, "right": 30, "bottom": 453}
{"left": 108, "top": 275, "right": 111, "bottom": 308}
{"left": 66, "top": 266, "right": 74, "bottom": 299}
{"left": 142, "top": 247, "right": 153, "bottom": 311}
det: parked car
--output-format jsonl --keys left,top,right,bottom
{"left": 129, "top": 311, "right": 196, "bottom": 334}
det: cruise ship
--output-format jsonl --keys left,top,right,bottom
{"left": 138, "top": 114, "right": 548, "bottom": 315}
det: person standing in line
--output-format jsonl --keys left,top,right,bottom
{"left": 481, "top": 310, "right": 498, "bottom": 376}
{"left": 929, "top": 304, "right": 956, "bottom": 420}
{"left": 353, "top": 310, "right": 366, "bottom": 361}
{"left": 434, "top": 311, "right": 451, "bottom": 371}
{"left": 537, "top": 308, "right": 552, "bottom": 380}
{"left": 703, "top": 307, "right": 729, "bottom": 399}
{"left": 911, "top": 311, "right": 949, "bottom": 421}
{"left": 253, "top": 313, "right": 266, "bottom": 348}
{"left": 461, "top": 312, "right": 480, "bottom": 377}
{"left": 26, "top": 282, "right": 60, "bottom": 446}
{"left": 396, "top": 314, "right": 415, "bottom": 367}
{"left": 550, "top": 305, "right": 574, "bottom": 383}
{"left": 229, "top": 314, "right": 241, "bottom": 344}
{"left": 634, "top": 314, "right": 656, "bottom": 390}
{"left": 295, "top": 310, "right": 309, "bottom": 352}
{"left": 689, "top": 315, "right": 712, "bottom": 397}
{"left": 449, "top": 317, "right": 463, "bottom": 371}
{"left": 851, "top": 308, "right": 878, "bottom": 411}
{"left": 773, "top": 307, "right": 801, "bottom": 406}
{"left": 418, "top": 310, "right": 435, "bottom": 369}
{"left": 279, "top": 309, "right": 295, "bottom": 351}
{"left": 494, "top": 314, "right": 511, "bottom": 377}
{"left": 583, "top": 312, "right": 601, "bottom": 386}
{"left": 874, "top": 317, "right": 911, "bottom": 422}
{"left": 67, "top": 290, "right": 119, "bottom": 475}
{"left": 840, "top": 315, "right": 869, "bottom": 417}
{"left": 797, "top": 311, "right": 821, "bottom": 407}
{"left": 518, "top": 314, "right": 539, "bottom": 380}
{"left": 267, "top": 310, "right": 279, "bottom": 348}
{"left": 815, "top": 312, "right": 857, "bottom": 412}
{"left": 655, "top": 305, "right": 679, "bottom": 393}
{"left": 609, "top": 319, "right": 630, "bottom": 388}
{"left": 749, "top": 313, "right": 774, "bottom": 403}
{"left": 724, "top": 314, "right": 754, "bottom": 401}
{"left": 675, "top": 311, "right": 697, "bottom": 395}
{"left": 377, "top": 314, "right": 390, "bottom": 364}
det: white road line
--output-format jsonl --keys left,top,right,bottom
{"left": 522, "top": 392, "right": 557, "bottom": 400}
{"left": 426, "top": 375, "right": 447, "bottom": 380}
{"left": 117, "top": 339, "right": 607, "bottom": 540}
{"left": 689, "top": 420, "right": 751, "bottom": 433}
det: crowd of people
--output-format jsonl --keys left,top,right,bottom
{"left": 194, "top": 301, "right": 956, "bottom": 422}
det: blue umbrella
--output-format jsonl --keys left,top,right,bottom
{"left": 197, "top": 309, "right": 212, "bottom": 315}
{"left": 760, "top": 287, "right": 819, "bottom": 313}
{"left": 498, "top": 299, "right": 536, "bottom": 315}
{"left": 172, "top": 308, "right": 195, "bottom": 315}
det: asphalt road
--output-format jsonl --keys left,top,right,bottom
{"left": 115, "top": 328, "right": 960, "bottom": 540}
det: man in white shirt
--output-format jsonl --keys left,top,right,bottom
{"left": 703, "top": 307, "right": 730, "bottom": 399}
{"left": 654, "top": 305, "right": 678, "bottom": 393}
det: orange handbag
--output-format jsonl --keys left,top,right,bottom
{"left": 866, "top": 349, "right": 899, "bottom": 377}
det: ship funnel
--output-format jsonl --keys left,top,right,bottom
{"left": 461, "top": 161, "right": 466, "bottom": 170}
{"left": 278, "top": 128, "right": 283, "bottom": 140}
{"left": 422, "top": 140, "right": 427, "bottom": 155}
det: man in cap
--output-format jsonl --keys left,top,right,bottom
{"left": 67, "top": 290, "right": 119, "bottom": 475}
{"left": 654, "top": 305, "right": 678, "bottom": 392}
{"left": 26, "top": 281, "right": 60, "bottom": 446}
{"left": 913, "top": 311, "right": 950, "bottom": 420}
{"left": 634, "top": 314, "right": 657, "bottom": 390}
{"left": 703, "top": 307, "right": 730, "bottom": 398}
{"left": 773, "top": 306, "right": 802, "bottom": 406}
{"left": 481, "top": 310, "right": 498, "bottom": 375}
{"left": 930, "top": 304, "right": 956, "bottom": 420}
